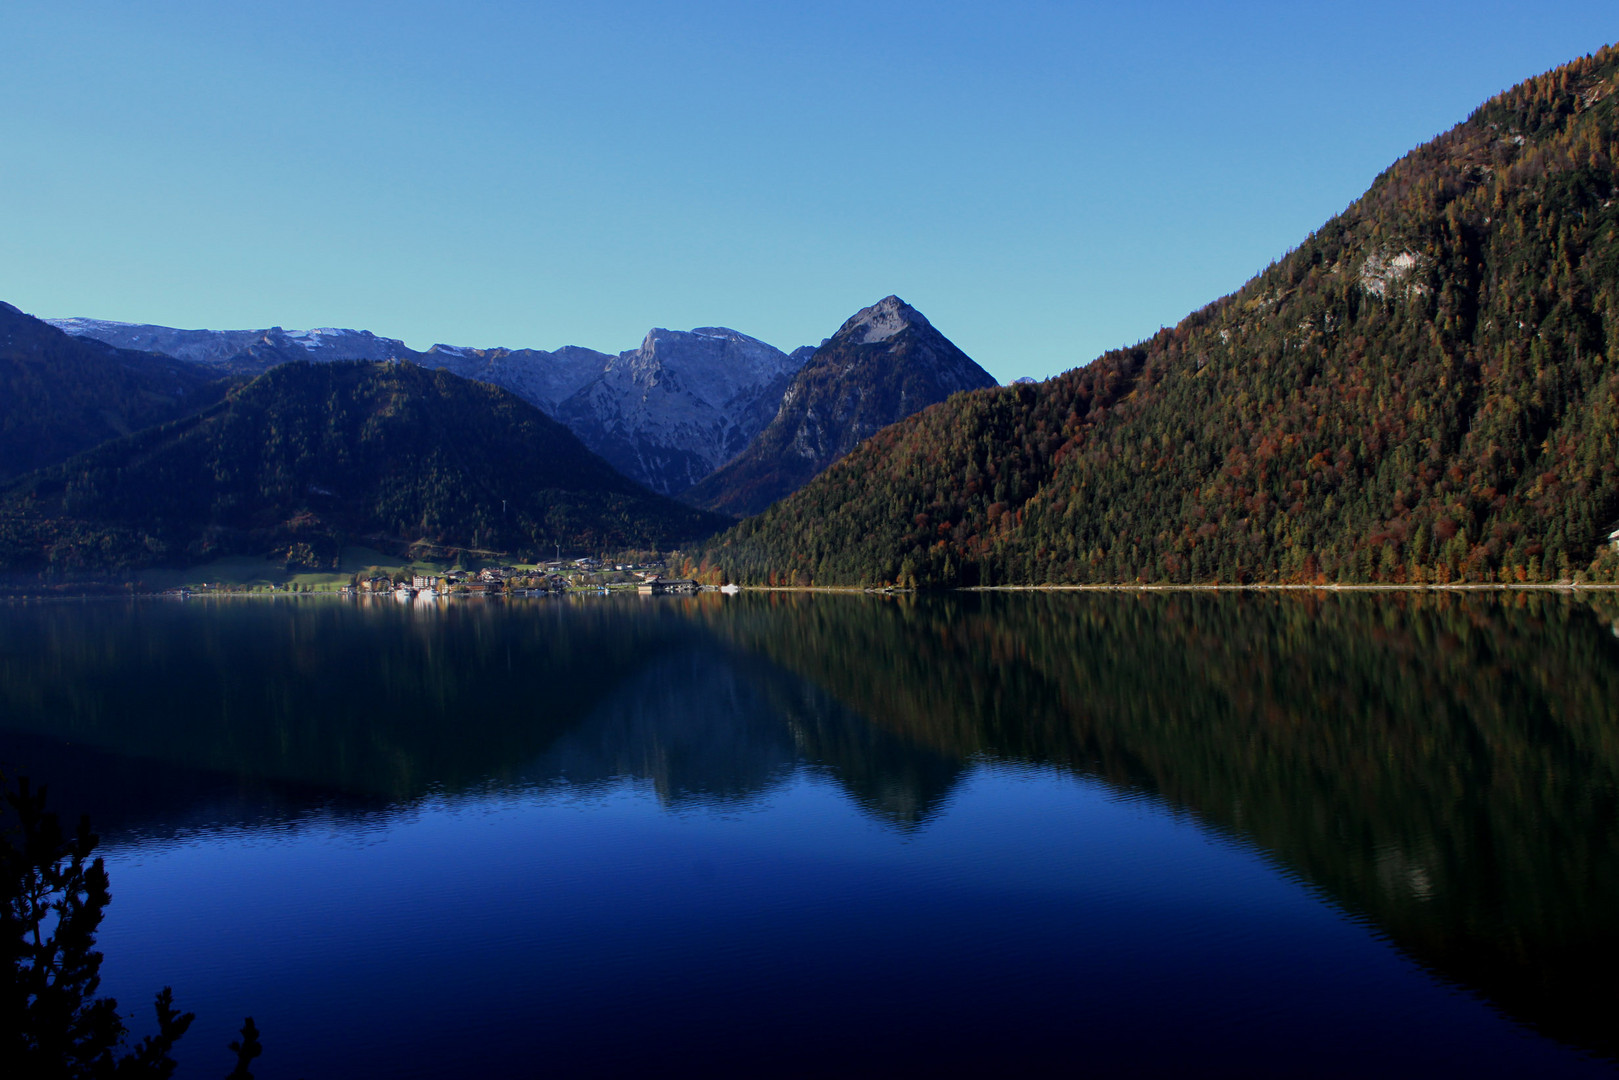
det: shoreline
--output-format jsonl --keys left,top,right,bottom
{"left": 5, "top": 581, "right": 1618, "bottom": 601}
{"left": 739, "top": 581, "right": 1619, "bottom": 594}
{"left": 961, "top": 581, "right": 1619, "bottom": 593}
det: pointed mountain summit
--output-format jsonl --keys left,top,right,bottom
{"left": 683, "top": 296, "right": 998, "bottom": 517}
{"left": 833, "top": 294, "right": 931, "bottom": 343}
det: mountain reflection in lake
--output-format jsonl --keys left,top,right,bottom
{"left": 0, "top": 591, "right": 1615, "bottom": 1077}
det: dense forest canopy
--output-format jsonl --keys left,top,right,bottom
{"left": 695, "top": 47, "right": 1619, "bottom": 587}
{"left": 0, "top": 360, "right": 728, "bottom": 574}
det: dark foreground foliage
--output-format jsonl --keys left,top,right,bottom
{"left": 698, "top": 47, "right": 1619, "bottom": 586}
{"left": 2, "top": 774, "right": 263, "bottom": 1077}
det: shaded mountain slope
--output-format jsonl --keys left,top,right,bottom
{"left": 422, "top": 343, "right": 611, "bottom": 414}
{"left": 683, "top": 297, "right": 1000, "bottom": 517}
{"left": 0, "top": 361, "right": 728, "bottom": 574}
{"left": 697, "top": 47, "right": 1619, "bottom": 586}
{"left": 49, "top": 315, "right": 802, "bottom": 496}
{"left": 0, "top": 302, "right": 225, "bottom": 482}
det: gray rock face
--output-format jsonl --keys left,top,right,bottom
{"left": 836, "top": 294, "right": 918, "bottom": 344}
{"left": 553, "top": 327, "right": 799, "bottom": 495}
{"left": 47, "top": 316, "right": 800, "bottom": 496}
{"left": 416, "top": 343, "right": 612, "bottom": 415}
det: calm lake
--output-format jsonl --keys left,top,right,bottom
{"left": 2, "top": 591, "right": 1617, "bottom": 1077}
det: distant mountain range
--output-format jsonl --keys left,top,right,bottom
{"left": 684, "top": 297, "right": 999, "bottom": 517}
{"left": 45, "top": 299, "right": 996, "bottom": 508}
{"left": 41, "top": 318, "right": 800, "bottom": 497}
{"left": 549, "top": 327, "right": 799, "bottom": 495}
{"left": 695, "top": 46, "right": 1619, "bottom": 587}
{"left": 43, "top": 318, "right": 410, "bottom": 372}
{"left": 1, "top": 292, "right": 998, "bottom": 575}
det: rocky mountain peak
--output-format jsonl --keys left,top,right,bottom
{"left": 549, "top": 325, "right": 800, "bottom": 495}
{"left": 833, "top": 295, "right": 932, "bottom": 345}
{"left": 630, "top": 326, "right": 793, "bottom": 378}
{"left": 682, "top": 297, "right": 997, "bottom": 517}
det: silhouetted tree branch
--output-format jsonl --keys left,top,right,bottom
{"left": 3, "top": 773, "right": 258, "bottom": 1077}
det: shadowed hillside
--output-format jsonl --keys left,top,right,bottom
{"left": 0, "top": 302, "right": 226, "bottom": 483}
{"left": 0, "top": 360, "right": 728, "bottom": 574}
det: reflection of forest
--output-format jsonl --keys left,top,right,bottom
{"left": 2, "top": 592, "right": 1617, "bottom": 1060}
{"left": 689, "top": 590, "right": 1619, "bottom": 1063}
{"left": 0, "top": 597, "right": 706, "bottom": 801}
{"left": 0, "top": 595, "right": 965, "bottom": 832}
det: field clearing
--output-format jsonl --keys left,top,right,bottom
{"left": 132, "top": 548, "right": 549, "bottom": 591}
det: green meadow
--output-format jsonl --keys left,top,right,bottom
{"left": 133, "top": 547, "right": 549, "bottom": 591}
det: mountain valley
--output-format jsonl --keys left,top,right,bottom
{"left": 17, "top": 49, "right": 1619, "bottom": 587}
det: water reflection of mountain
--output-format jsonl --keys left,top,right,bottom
{"left": 690, "top": 590, "right": 1619, "bottom": 1064}
{"left": 0, "top": 596, "right": 964, "bottom": 839}
{"left": 531, "top": 644, "right": 962, "bottom": 825}
{"left": 4, "top": 591, "right": 1617, "bottom": 1061}
{"left": 0, "top": 728, "right": 397, "bottom": 845}
{"left": 0, "top": 597, "right": 699, "bottom": 805}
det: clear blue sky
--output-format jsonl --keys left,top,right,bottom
{"left": 3, "top": 2, "right": 1614, "bottom": 382}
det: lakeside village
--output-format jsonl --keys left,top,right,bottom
{"left": 164, "top": 557, "right": 742, "bottom": 599}
{"left": 356, "top": 559, "right": 717, "bottom": 599}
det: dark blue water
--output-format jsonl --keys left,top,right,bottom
{"left": 2, "top": 592, "right": 1616, "bottom": 1077}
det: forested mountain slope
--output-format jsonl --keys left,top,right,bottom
{"left": 0, "top": 361, "right": 727, "bottom": 574}
{"left": 0, "top": 302, "right": 225, "bottom": 482}
{"left": 683, "top": 297, "right": 999, "bottom": 517}
{"left": 696, "top": 47, "right": 1619, "bottom": 586}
